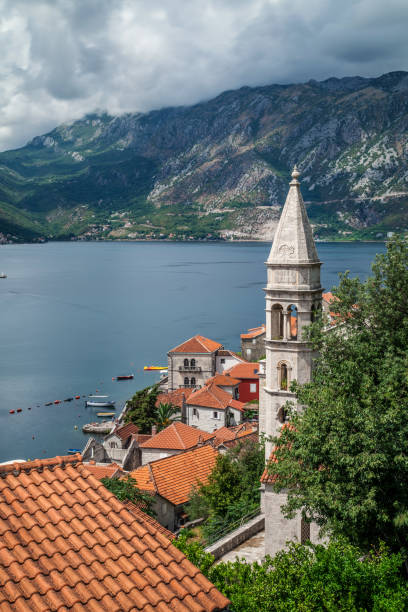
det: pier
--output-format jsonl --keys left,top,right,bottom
{"left": 82, "top": 421, "right": 115, "bottom": 434}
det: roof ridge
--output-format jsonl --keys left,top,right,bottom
{"left": 0, "top": 454, "right": 82, "bottom": 475}
{"left": 173, "top": 422, "right": 187, "bottom": 449}
{"left": 147, "top": 463, "right": 158, "bottom": 493}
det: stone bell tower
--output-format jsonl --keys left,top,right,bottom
{"left": 260, "top": 166, "right": 323, "bottom": 555}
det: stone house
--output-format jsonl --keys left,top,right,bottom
{"left": 130, "top": 445, "right": 219, "bottom": 531}
{"left": 185, "top": 379, "right": 245, "bottom": 433}
{"left": 240, "top": 325, "right": 266, "bottom": 361}
{"left": 139, "top": 421, "right": 214, "bottom": 464}
{"left": 82, "top": 422, "right": 151, "bottom": 470}
{"left": 167, "top": 335, "right": 246, "bottom": 392}
{"left": 224, "top": 361, "right": 260, "bottom": 403}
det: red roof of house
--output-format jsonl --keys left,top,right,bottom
{"left": 322, "top": 292, "right": 338, "bottom": 304}
{"left": 131, "top": 446, "right": 219, "bottom": 506}
{"left": 211, "top": 423, "right": 258, "bottom": 447}
{"left": 187, "top": 381, "right": 246, "bottom": 412}
{"left": 122, "top": 500, "right": 175, "bottom": 541}
{"left": 140, "top": 421, "right": 214, "bottom": 450}
{"left": 208, "top": 373, "right": 240, "bottom": 387}
{"left": 155, "top": 387, "right": 194, "bottom": 409}
{"left": 216, "top": 349, "right": 246, "bottom": 361}
{"left": 0, "top": 455, "right": 229, "bottom": 611}
{"left": 83, "top": 461, "right": 124, "bottom": 479}
{"left": 108, "top": 422, "right": 139, "bottom": 442}
{"left": 225, "top": 362, "right": 260, "bottom": 380}
{"left": 241, "top": 325, "right": 265, "bottom": 339}
{"left": 169, "top": 335, "right": 223, "bottom": 354}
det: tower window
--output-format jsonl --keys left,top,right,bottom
{"left": 279, "top": 363, "right": 288, "bottom": 390}
{"left": 271, "top": 304, "right": 284, "bottom": 339}
{"left": 288, "top": 305, "right": 298, "bottom": 340}
{"left": 184, "top": 377, "right": 189, "bottom": 386}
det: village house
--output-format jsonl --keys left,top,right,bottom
{"left": 130, "top": 445, "right": 218, "bottom": 531}
{"left": 224, "top": 361, "right": 260, "bottom": 403}
{"left": 0, "top": 454, "right": 230, "bottom": 611}
{"left": 81, "top": 422, "right": 151, "bottom": 470}
{"left": 185, "top": 379, "right": 246, "bottom": 432}
{"left": 139, "top": 421, "right": 214, "bottom": 464}
{"left": 155, "top": 387, "right": 194, "bottom": 423}
{"left": 209, "top": 422, "right": 258, "bottom": 453}
{"left": 167, "top": 334, "right": 246, "bottom": 392}
{"left": 240, "top": 325, "right": 266, "bottom": 361}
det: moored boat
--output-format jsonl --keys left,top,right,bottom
{"left": 64, "top": 397, "right": 74, "bottom": 402}
{"left": 67, "top": 449, "right": 81, "bottom": 454}
{"left": 85, "top": 395, "right": 115, "bottom": 408}
{"left": 9, "top": 410, "right": 15, "bottom": 414}
{"left": 16, "top": 408, "right": 22, "bottom": 413}
{"left": 0, "top": 273, "right": 7, "bottom": 279}
{"left": 116, "top": 374, "right": 134, "bottom": 380}
{"left": 97, "top": 412, "right": 116, "bottom": 417}
{"left": 144, "top": 366, "right": 168, "bottom": 371}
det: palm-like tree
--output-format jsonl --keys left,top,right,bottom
{"left": 155, "top": 403, "right": 181, "bottom": 431}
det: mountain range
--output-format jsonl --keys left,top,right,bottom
{"left": 1, "top": 70, "right": 408, "bottom": 242}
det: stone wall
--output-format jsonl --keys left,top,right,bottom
{"left": 168, "top": 352, "right": 216, "bottom": 392}
{"left": 187, "top": 404, "right": 226, "bottom": 432}
{"left": 141, "top": 448, "right": 181, "bottom": 465}
{"left": 205, "top": 514, "right": 265, "bottom": 560}
{"left": 241, "top": 333, "right": 265, "bottom": 362}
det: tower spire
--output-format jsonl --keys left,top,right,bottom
{"left": 268, "top": 166, "right": 319, "bottom": 264}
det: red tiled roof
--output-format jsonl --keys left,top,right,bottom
{"left": 211, "top": 423, "right": 258, "bottom": 447}
{"left": 225, "top": 362, "right": 260, "bottom": 380}
{"left": 216, "top": 349, "right": 246, "bottom": 361}
{"left": 83, "top": 461, "right": 124, "bottom": 479}
{"left": 140, "top": 421, "right": 214, "bottom": 450}
{"left": 187, "top": 382, "right": 246, "bottom": 412}
{"left": 170, "top": 335, "right": 223, "bottom": 354}
{"left": 122, "top": 500, "right": 175, "bottom": 541}
{"left": 131, "top": 446, "right": 218, "bottom": 506}
{"left": 155, "top": 387, "right": 194, "bottom": 409}
{"left": 322, "top": 291, "right": 338, "bottom": 304}
{"left": 109, "top": 422, "right": 139, "bottom": 442}
{"left": 241, "top": 325, "right": 265, "bottom": 339}
{"left": 208, "top": 373, "right": 240, "bottom": 387}
{"left": 0, "top": 455, "right": 229, "bottom": 611}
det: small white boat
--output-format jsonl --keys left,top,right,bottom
{"left": 85, "top": 395, "right": 116, "bottom": 408}
{"left": 0, "top": 273, "right": 7, "bottom": 279}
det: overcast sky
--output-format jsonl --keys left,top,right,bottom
{"left": 0, "top": 0, "right": 407, "bottom": 151}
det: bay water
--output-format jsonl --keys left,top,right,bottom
{"left": 0, "top": 240, "right": 385, "bottom": 462}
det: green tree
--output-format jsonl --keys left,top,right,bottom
{"left": 271, "top": 236, "right": 408, "bottom": 557}
{"left": 175, "top": 536, "right": 408, "bottom": 612}
{"left": 155, "top": 402, "right": 181, "bottom": 431}
{"left": 101, "top": 475, "right": 156, "bottom": 517}
{"left": 187, "top": 438, "right": 264, "bottom": 541}
{"left": 125, "top": 384, "right": 160, "bottom": 433}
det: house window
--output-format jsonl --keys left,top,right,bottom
{"left": 191, "top": 377, "right": 196, "bottom": 386}
{"left": 190, "top": 358, "right": 196, "bottom": 367}
{"left": 184, "top": 358, "right": 189, "bottom": 367}
{"left": 110, "top": 442, "right": 117, "bottom": 449}
{"left": 193, "top": 408, "right": 199, "bottom": 418}
{"left": 252, "top": 338, "right": 256, "bottom": 345}
{"left": 247, "top": 348, "right": 252, "bottom": 357}
{"left": 212, "top": 411, "right": 219, "bottom": 419}
{"left": 184, "top": 377, "right": 189, "bottom": 386}
{"left": 250, "top": 383, "right": 257, "bottom": 393}
{"left": 220, "top": 358, "right": 225, "bottom": 364}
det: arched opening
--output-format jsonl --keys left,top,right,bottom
{"left": 184, "top": 358, "right": 189, "bottom": 367}
{"left": 280, "top": 363, "right": 288, "bottom": 390}
{"left": 288, "top": 304, "right": 298, "bottom": 340}
{"left": 190, "top": 358, "right": 196, "bottom": 368}
{"left": 184, "top": 377, "right": 189, "bottom": 386}
{"left": 271, "top": 304, "right": 284, "bottom": 339}
{"left": 277, "top": 405, "right": 287, "bottom": 423}
{"left": 191, "top": 377, "right": 196, "bottom": 387}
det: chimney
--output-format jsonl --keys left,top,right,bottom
{"left": 151, "top": 425, "right": 157, "bottom": 436}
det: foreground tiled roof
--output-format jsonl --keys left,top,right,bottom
{"left": 209, "top": 374, "right": 240, "bottom": 387}
{"left": 155, "top": 388, "right": 194, "bottom": 410}
{"left": 140, "top": 422, "right": 214, "bottom": 451}
{"left": 169, "top": 335, "right": 223, "bottom": 354}
{"left": 82, "top": 461, "right": 124, "bottom": 479}
{"left": 0, "top": 455, "right": 229, "bottom": 611}
{"left": 225, "top": 362, "right": 260, "bottom": 380}
{"left": 131, "top": 446, "right": 218, "bottom": 507}
{"left": 122, "top": 500, "right": 175, "bottom": 541}
{"left": 240, "top": 325, "right": 266, "bottom": 339}
{"left": 187, "top": 382, "right": 246, "bottom": 412}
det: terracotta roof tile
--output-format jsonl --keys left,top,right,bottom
{"left": 131, "top": 446, "right": 218, "bottom": 507}
{"left": 224, "top": 362, "right": 260, "bottom": 380}
{"left": 211, "top": 423, "right": 258, "bottom": 447}
{"left": 0, "top": 455, "right": 229, "bottom": 611}
{"left": 207, "top": 374, "right": 240, "bottom": 387}
{"left": 170, "top": 335, "right": 223, "bottom": 354}
{"left": 187, "top": 382, "right": 246, "bottom": 412}
{"left": 155, "top": 388, "right": 194, "bottom": 409}
{"left": 140, "top": 422, "right": 214, "bottom": 451}
{"left": 108, "top": 422, "right": 139, "bottom": 442}
{"left": 82, "top": 462, "right": 124, "bottom": 480}
{"left": 240, "top": 325, "right": 265, "bottom": 339}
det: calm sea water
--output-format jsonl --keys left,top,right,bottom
{"left": 0, "top": 240, "right": 385, "bottom": 462}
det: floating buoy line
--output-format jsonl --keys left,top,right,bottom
{"left": 6, "top": 366, "right": 167, "bottom": 415}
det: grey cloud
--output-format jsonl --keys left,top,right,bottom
{"left": 0, "top": 0, "right": 407, "bottom": 151}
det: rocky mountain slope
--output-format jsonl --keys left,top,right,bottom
{"left": 1, "top": 70, "right": 408, "bottom": 242}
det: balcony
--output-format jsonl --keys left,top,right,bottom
{"left": 179, "top": 384, "right": 201, "bottom": 389}
{"left": 178, "top": 365, "right": 202, "bottom": 372}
